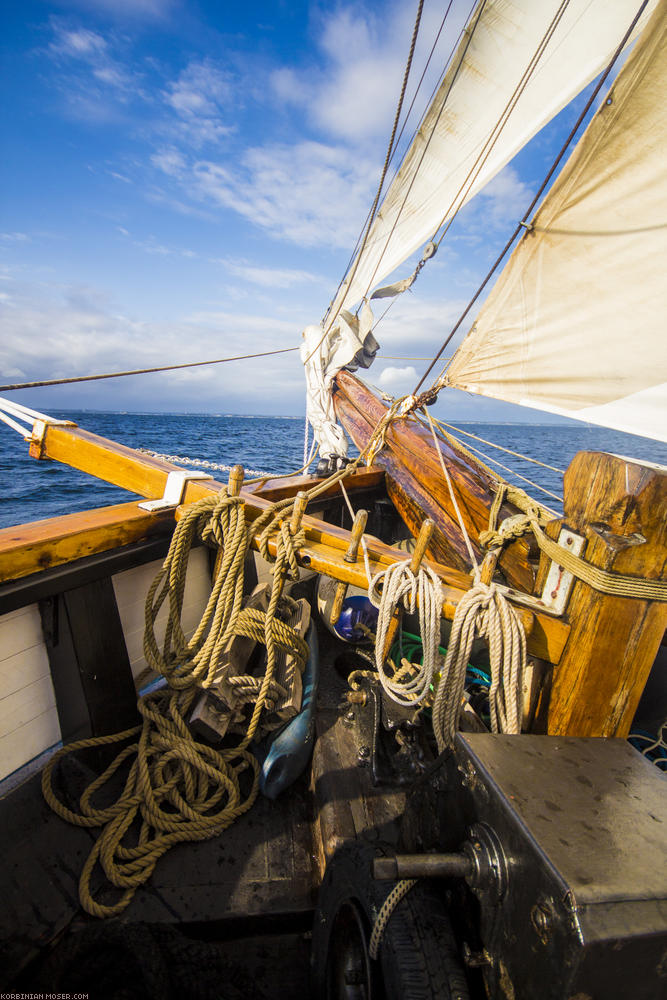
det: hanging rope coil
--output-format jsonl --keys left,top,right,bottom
{"left": 432, "top": 580, "right": 525, "bottom": 753}
{"left": 368, "top": 560, "right": 443, "bottom": 707}
{"left": 42, "top": 486, "right": 309, "bottom": 918}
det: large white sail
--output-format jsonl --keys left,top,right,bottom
{"left": 444, "top": 1, "right": 667, "bottom": 443}
{"left": 327, "top": 0, "right": 656, "bottom": 322}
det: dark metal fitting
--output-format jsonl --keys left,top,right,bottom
{"left": 462, "top": 942, "right": 491, "bottom": 968}
{"left": 530, "top": 898, "right": 556, "bottom": 944}
{"left": 462, "top": 823, "right": 508, "bottom": 900}
{"left": 372, "top": 852, "right": 473, "bottom": 881}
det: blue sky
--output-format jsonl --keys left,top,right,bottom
{"left": 1, "top": 0, "right": 603, "bottom": 419}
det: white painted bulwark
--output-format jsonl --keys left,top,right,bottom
{"left": 113, "top": 547, "right": 212, "bottom": 687}
{"left": 0, "top": 604, "right": 60, "bottom": 781}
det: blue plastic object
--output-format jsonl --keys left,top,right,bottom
{"left": 333, "top": 595, "right": 378, "bottom": 642}
{"left": 259, "top": 623, "right": 319, "bottom": 800}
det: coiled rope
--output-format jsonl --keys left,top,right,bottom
{"left": 368, "top": 560, "right": 442, "bottom": 707}
{"left": 42, "top": 486, "right": 308, "bottom": 918}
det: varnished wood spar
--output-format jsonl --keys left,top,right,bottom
{"left": 333, "top": 371, "right": 537, "bottom": 594}
{"left": 0, "top": 502, "right": 174, "bottom": 584}
{"left": 26, "top": 421, "right": 569, "bottom": 662}
{"left": 544, "top": 453, "right": 667, "bottom": 738}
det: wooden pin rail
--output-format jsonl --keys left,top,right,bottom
{"left": 13, "top": 420, "right": 571, "bottom": 664}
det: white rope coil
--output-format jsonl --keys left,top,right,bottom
{"left": 369, "top": 561, "right": 443, "bottom": 707}
{"left": 432, "top": 580, "right": 525, "bottom": 753}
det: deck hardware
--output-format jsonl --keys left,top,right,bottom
{"left": 290, "top": 491, "right": 309, "bottom": 533}
{"left": 497, "top": 528, "right": 586, "bottom": 617}
{"left": 530, "top": 898, "right": 556, "bottom": 944}
{"left": 138, "top": 470, "right": 214, "bottom": 512}
{"left": 462, "top": 943, "right": 491, "bottom": 968}
{"left": 227, "top": 464, "right": 245, "bottom": 496}
{"left": 372, "top": 823, "right": 507, "bottom": 898}
{"left": 382, "top": 517, "right": 435, "bottom": 659}
{"left": 373, "top": 852, "right": 473, "bottom": 881}
{"left": 331, "top": 508, "right": 369, "bottom": 624}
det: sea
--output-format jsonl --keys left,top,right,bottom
{"left": 1, "top": 410, "right": 666, "bottom": 530}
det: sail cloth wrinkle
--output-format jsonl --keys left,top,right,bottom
{"left": 301, "top": 300, "right": 379, "bottom": 460}
{"left": 444, "top": 2, "right": 667, "bottom": 444}
{"left": 327, "top": 0, "right": 657, "bottom": 321}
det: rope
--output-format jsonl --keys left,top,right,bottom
{"left": 480, "top": 485, "right": 667, "bottom": 602}
{"left": 306, "top": 0, "right": 426, "bottom": 364}
{"left": 42, "top": 485, "right": 309, "bottom": 918}
{"left": 530, "top": 519, "right": 667, "bottom": 602}
{"left": 433, "top": 419, "right": 565, "bottom": 475}
{"left": 0, "top": 348, "right": 299, "bottom": 392}
{"left": 369, "top": 879, "right": 418, "bottom": 960}
{"left": 368, "top": 560, "right": 442, "bottom": 707}
{"left": 414, "top": 0, "right": 651, "bottom": 393}
{"left": 432, "top": 581, "right": 525, "bottom": 753}
{"left": 425, "top": 409, "right": 479, "bottom": 571}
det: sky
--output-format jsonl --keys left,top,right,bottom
{"left": 0, "top": 0, "right": 609, "bottom": 420}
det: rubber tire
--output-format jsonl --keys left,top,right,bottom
{"left": 312, "top": 842, "right": 470, "bottom": 1000}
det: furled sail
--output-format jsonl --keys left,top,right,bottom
{"left": 327, "top": 0, "right": 657, "bottom": 321}
{"left": 444, "top": 1, "right": 667, "bottom": 443}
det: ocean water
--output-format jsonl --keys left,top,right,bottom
{"left": 0, "top": 409, "right": 665, "bottom": 530}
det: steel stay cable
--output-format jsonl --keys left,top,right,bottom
{"left": 0, "top": 347, "right": 299, "bottom": 392}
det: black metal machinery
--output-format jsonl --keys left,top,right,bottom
{"left": 392, "top": 733, "right": 667, "bottom": 999}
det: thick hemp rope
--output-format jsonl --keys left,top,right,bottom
{"left": 368, "top": 560, "right": 442, "bottom": 707}
{"left": 432, "top": 580, "right": 525, "bottom": 753}
{"left": 42, "top": 486, "right": 308, "bottom": 918}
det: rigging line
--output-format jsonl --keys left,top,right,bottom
{"left": 449, "top": 434, "right": 564, "bottom": 508}
{"left": 311, "top": 1, "right": 478, "bottom": 366}
{"left": 414, "top": 0, "right": 651, "bottom": 393}
{"left": 432, "top": 418, "right": 565, "bottom": 474}
{"left": 0, "top": 347, "right": 299, "bottom": 392}
{"left": 354, "top": 0, "right": 570, "bottom": 346}
{"left": 353, "top": 0, "right": 490, "bottom": 310}
{"left": 382, "top": 355, "right": 453, "bottom": 361}
{"left": 382, "top": 0, "right": 478, "bottom": 194}
{"left": 319, "top": 0, "right": 426, "bottom": 332}
{"left": 428, "top": 0, "right": 573, "bottom": 254}
{"left": 367, "top": 0, "right": 570, "bottom": 350}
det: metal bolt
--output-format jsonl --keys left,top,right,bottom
{"left": 345, "top": 710, "right": 355, "bottom": 722}
{"left": 531, "top": 901, "right": 554, "bottom": 943}
{"left": 358, "top": 745, "right": 370, "bottom": 758}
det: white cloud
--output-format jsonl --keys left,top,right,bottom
{"left": 476, "top": 166, "right": 533, "bottom": 227}
{"left": 54, "top": 0, "right": 175, "bottom": 20}
{"left": 223, "top": 260, "right": 324, "bottom": 289}
{"left": 49, "top": 27, "right": 108, "bottom": 60}
{"left": 0, "top": 278, "right": 306, "bottom": 413}
{"left": 192, "top": 141, "right": 377, "bottom": 248}
{"left": 151, "top": 148, "right": 187, "bottom": 177}
{"left": 0, "top": 232, "right": 30, "bottom": 243}
{"left": 161, "top": 60, "right": 234, "bottom": 147}
{"left": 377, "top": 365, "right": 418, "bottom": 388}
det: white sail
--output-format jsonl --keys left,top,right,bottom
{"left": 327, "top": 0, "right": 656, "bottom": 322}
{"left": 444, "top": 1, "right": 667, "bottom": 444}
